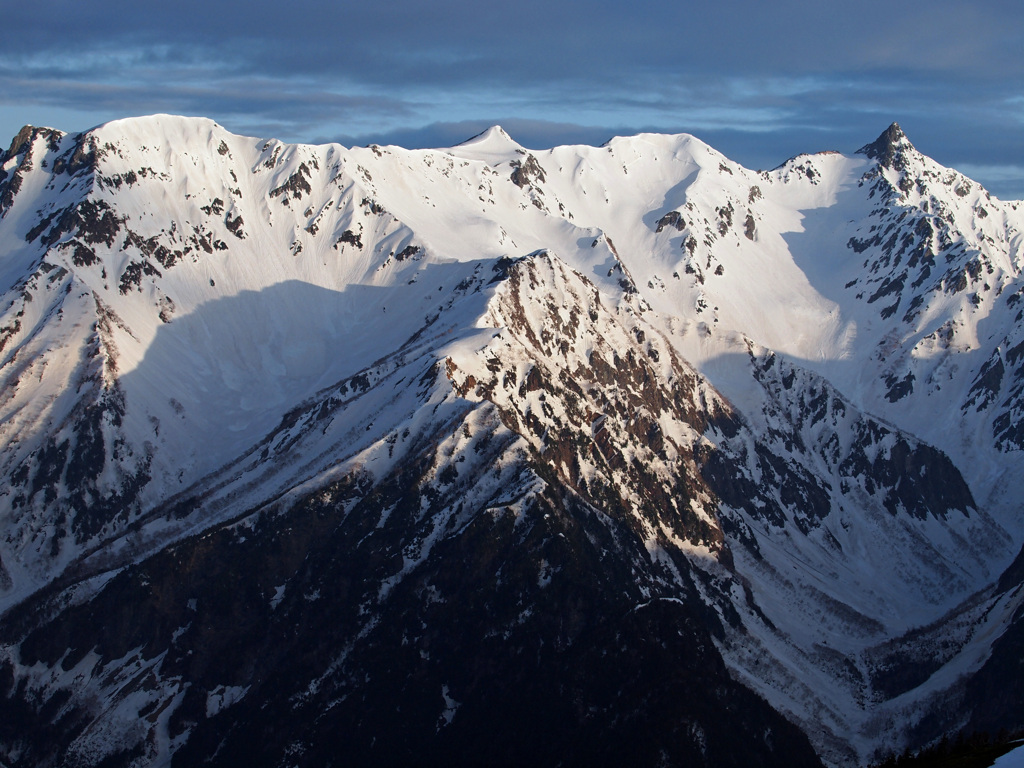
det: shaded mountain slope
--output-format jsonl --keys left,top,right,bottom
{"left": 0, "top": 116, "right": 1022, "bottom": 766}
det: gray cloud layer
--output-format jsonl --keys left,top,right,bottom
{"left": 3, "top": 0, "right": 1022, "bottom": 197}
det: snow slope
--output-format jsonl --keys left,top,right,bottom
{"left": 0, "top": 115, "right": 1022, "bottom": 767}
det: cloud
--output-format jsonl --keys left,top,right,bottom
{"left": 335, "top": 118, "right": 628, "bottom": 152}
{"left": 9, "top": 1, "right": 1022, "bottom": 79}
{"left": 1, "top": 0, "right": 1021, "bottom": 197}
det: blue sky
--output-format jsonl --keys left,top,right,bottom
{"left": 2, "top": 0, "right": 1022, "bottom": 198}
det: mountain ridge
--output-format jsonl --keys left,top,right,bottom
{"left": 0, "top": 115, "right": 1022, "bottom": 767}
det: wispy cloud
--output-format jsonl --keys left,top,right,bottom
{"left": 1, "top": 0, "right": 1021, "bottom": 196}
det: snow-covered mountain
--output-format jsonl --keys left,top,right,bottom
{"left": 0, "top": 115, "right": 1022, "bottom": 767}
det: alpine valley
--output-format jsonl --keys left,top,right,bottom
{"left": 0, "top": 115, "right": 1022, "bottom": 768}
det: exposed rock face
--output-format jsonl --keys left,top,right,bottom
{"left": 510, "top": 152, "right": 546, "bottom": 188}
{"left": 0, "top": 116, "right": 1021, "bottom": 767}
{"left": 857, "top": 121, "right": 913, "bottom": 170}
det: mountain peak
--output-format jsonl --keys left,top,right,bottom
{"left": 449, "top": 125, "right": 523, "bottom": 157}
{"left": 3, "top": 124, "right": 64, "bottom": 161}
{"left": 857, "top": 122, "right": 916, "bottom": 170}
{"left": 2, "top": 113, "right": 1024, "bottom": 768}
{"left": 5, "top": 125, "right": 37, "bottom": 158}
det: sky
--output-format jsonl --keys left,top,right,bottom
{"left": 1, "top": 0, "right": 1022, "bottom": 199}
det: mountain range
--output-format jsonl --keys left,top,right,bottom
{"left": 0, "top": 115, "right": 1022, "bottom": 767}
